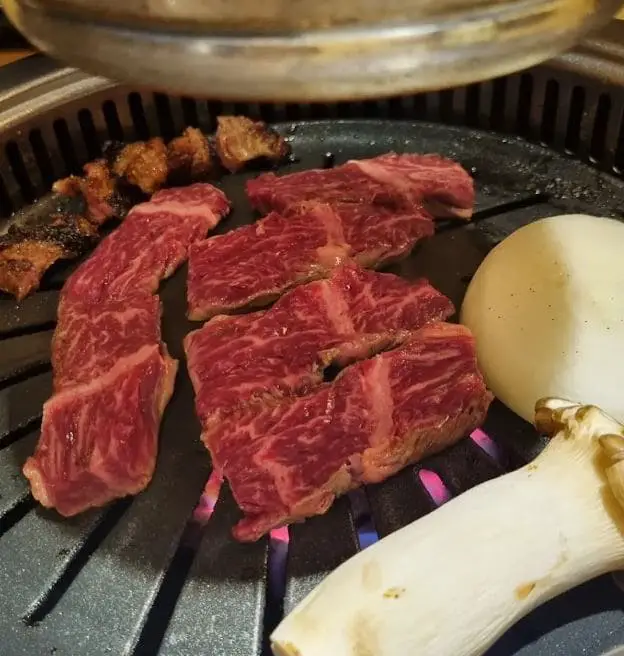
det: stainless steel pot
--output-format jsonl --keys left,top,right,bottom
{"left": 4, "top": 0, "right": 623, "bottom": 101}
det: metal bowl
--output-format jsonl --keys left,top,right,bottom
{"left": 4, "top": 0, "right": 623, "bottom": 101}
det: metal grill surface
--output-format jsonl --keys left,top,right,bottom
{"left": 1, "top": 32, "right": 624, "bottom": 655}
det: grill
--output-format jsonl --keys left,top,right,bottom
{"left": 2, "top": 22, "right": 624, "bottom": 656}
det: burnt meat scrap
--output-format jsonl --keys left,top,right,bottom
{"left": 23, "top": 183, "right": 230, "bottom": 516}
{"left": 206, "top": 322, "right": 493, "bottom": 541}
{"left": 215, "top": 115, "right": 291, "bottom": 173}
{"left": 1, "top": 117, "right": 288, "bottom": 300}
{"left": 0, "top": 212, "right": 97, "bottom": 301}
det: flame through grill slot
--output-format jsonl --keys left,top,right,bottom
{"left": 2, "top": 30, "right": 624, "bottom": 656}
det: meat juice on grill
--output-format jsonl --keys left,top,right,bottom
{"left": 206, "top": 322, "right": 492, "bottom": 541}
{"left": 23, "top": 183, "right": 231, "bottom": 516}
{"left": 185, "top": 264, "right": 455, "bottom": 431}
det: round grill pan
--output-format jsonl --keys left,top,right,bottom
{"left": 1, "top": 33, "right": 624, "bottom": 655}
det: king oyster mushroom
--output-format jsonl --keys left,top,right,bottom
{"left": 271, "top": 398, "right": 624, "bottom": 656}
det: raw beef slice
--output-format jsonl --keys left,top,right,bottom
{"left": 23, "top": 344, "right": 177, "bottom": 516}
{"left": 61, "top": 183, "right": 230, "bottom": 308}
{"left": 187, "top": 200, "right": 435, "bottom": 319}
{"left": 52, "top": 294, "right": 161, "bottom": 392}
{"left": 246, "top": 153, "right": 474, "bottom": 220}
{"left": 206, "top": 322, "right": 492, "bottom": 541}
{"left": 187, "top": 203, "right": 349, "bottom": 320}
{"left": 185, "top": 264, "right": 454, "bottom": 428}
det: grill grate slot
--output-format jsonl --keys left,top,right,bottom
{"left": 591, "top": 93, "right": 612, "bottom": 164}
{"left": 180, "top": 97, "right": 199, "bottom": 128}
{"left": 516, "top": 73, "right": 534, "bottom": 137}
{"left": 77, "top": 109, "right": 102, "bottom": 160}
{"left": 52, "top": 118, "right": 81, "bottom": 176}
{"left": 0, "top": 331, "right": 52, "bottom": 388}
{"left": 366, "top": 467, "right": 438, "bottom": 538}
{"left": 5, "top": 141, "right": 37, "bottom": 204}
{"left": 160, "top": 487, "right": 269, "bottom": 656}
{"left": 102, "top": 99, "right": 125, "bottom": 142}
{"left": 465, "top": 84, "right": 482, "bottom": 128}
{"left": 603, "top": 96, "right": 624, "bottom": 172}
{"left": 0, "top": 292, "right": 58, "bottom": 345}
{"left": 153, "top": 93, "right": 176, "bottom": 141}
{"left": 0, "top": 431, "right": 38, "bottom": 524}
{"left": 0, "top": 173, "right": 14, "bottom": 217}
{"left": 476, "top": 81, "right": 494, "bottom": 130}
{"left": 489, "top": 78, "right": 508, "bottom": 131}
{"left": 423, "top": 438, "right": 506, "bottom": 496}
{"left": 540, "top": 79, "right": 560, "bottom": 145}
{"left": 164, "top": 95, "right": 187, "bottom": 136}
{"left": 128, "top": 92, "right": 151, "bottom": 141}
{"left": 564, "top": 85, "right": 586, "bottom": 154}
{"left": 438, "top": 89, "right": 455, "bottom": 123}
{"left": 24, "top": 498, "right": 134, "bottom": 626}
{"left": 283, "top": 497, "right": 360, "bottom": 616}
{"left": 29, "top": 129, "right": 57, "bottom": 189}
{"left": 0, "top": 507, "right": 108, "bottom": 621}
{"left": 0, "top": 371, "right": 51, "bottom": 448}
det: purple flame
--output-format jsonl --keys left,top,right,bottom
{"left": 470, "top": 428, "right": 502, "bottom": 462}
{"left": 419, "top": 469, "right": 452, "bottom": 506}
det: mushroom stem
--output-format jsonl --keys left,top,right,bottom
{"left": 271, "top": 399, "right": 624, "bottom": 656}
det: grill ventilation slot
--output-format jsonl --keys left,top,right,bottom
{"left": 0, "top": 67, "right": 622, "bottom": 212}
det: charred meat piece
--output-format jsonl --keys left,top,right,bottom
{"left": 113, "top": 137, "right": 169, "bottom": 195}
{"left": 215, "top": 115, "right": 291, "bottom": 173}
{"left": 53, "top": 160, "right": 139, "bottom": 225}
{"left": 167, "top": 127, "right": 215, "bottom": 184}
{"left": 0, "top": 213, "right": 97, "bottom": 300}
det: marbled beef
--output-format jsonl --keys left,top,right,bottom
{"left": 187, "top": 203, "right": 349, "bottom": 320}
{"left": 246, "top": 153, "right": 474, "bottom": 221}
{"left": 52, "top": 295, "right": 162, "bottom": 392}
{"left": 206, "top": 322, "right": 492, "bottom": 541}
{"left": 24, "top": 344, "right": 177, "bottom": 517}
{"left": 187, "top": 201, "right": 434, "bottom": 320}
{"left": 61, "top": 183, "right": 230, "bottom": 308}
{"left": 25, "top": 183, "right": 231, "bottom": 516}
{"left": 185, "top": 264, "right": 454, "bottom": 429}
